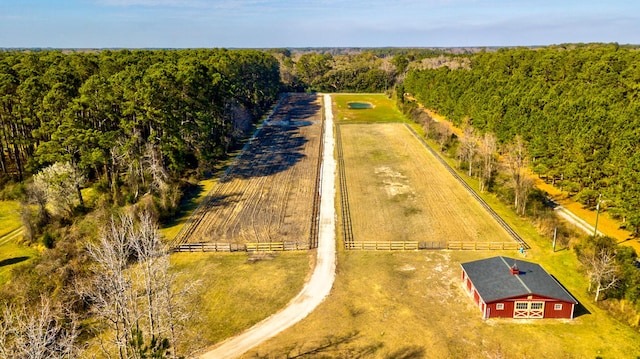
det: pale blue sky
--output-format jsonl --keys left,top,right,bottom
{"left": 1, "top": 0, "right": 638, "bottom": 48}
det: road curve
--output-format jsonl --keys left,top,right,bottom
{"left": 199, "top": 94, "right": 337, "bottom": 359}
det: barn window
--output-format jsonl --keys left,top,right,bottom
{"left": 531, "top": 302, "right": 544, "bottom": 310}
{"left": 554, "top": 304, "right": 563, "bottom": 310}
{"left": 496, "top": 303, "right": 504, "bottom": 310}
{"left": 515, "top": 302, "right": 528, "bottom": 310}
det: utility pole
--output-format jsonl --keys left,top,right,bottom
{"left": 593, "top": 194, "right": 602, "bottom": 237}
{"left": 552, "top": 226, "right": 557, "bottom": 252}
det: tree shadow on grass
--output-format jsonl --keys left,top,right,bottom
{"left": 0, "top": 256, "right": 29, "bottom": 267}
{"left": 386, "top": 346, "right": 426, "bottom": 359}
{"left": 220, "top": 93, "right": 322, "bottom": 183}
{"left": 250, "top": 330, "right": 426, "bottom": 359}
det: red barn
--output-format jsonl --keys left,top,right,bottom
{"left": 461, "top": 256, "right": 577, "bottom": 319}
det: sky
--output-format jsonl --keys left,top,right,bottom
{"left": 1, "top": 0, "right": 639, "bottom": 48}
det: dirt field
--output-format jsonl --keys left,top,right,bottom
{"left": 339, "top": 123, "right": 514, "bottom": 244}
{"left": 176, "top": 93, "right": 323, "bottom": 246}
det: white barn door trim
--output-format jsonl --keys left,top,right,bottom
{"left": 513, "top": 301, "right": 545, "bottom": 318}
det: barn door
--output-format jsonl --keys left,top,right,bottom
{"left": 514, "top": 301, "right": 545, "bottom": 318}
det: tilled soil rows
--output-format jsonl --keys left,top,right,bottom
{"left": 339, "top": 123, "right": 513, "bottom": 243}
{"left": 178, "top": 93, "right": 323, "bottom": 247}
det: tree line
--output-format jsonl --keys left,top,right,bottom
{"left": 403, "top": 43, "right": 640, "bottom": 236}
{"left": 0, "top": 48, "right": 280, "bottom": 212}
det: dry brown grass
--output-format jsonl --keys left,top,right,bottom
{"left": 180, "top": 93, "right": 323, "bottom": 246}
{"left": 243, "top": 249, "right": 640, "bottom": 359}
{"left": 340, "top": 123, "right": 513, "bottom": 244}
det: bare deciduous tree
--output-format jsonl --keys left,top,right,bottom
{"left": 504, "top": 136, "right": 533, "bottom": 215}
{"left": 86, "top": 209, "right": 197, "bottom": 359}
{"left": 579, "top": 246, "right": 620, "bottom": 302}
{"left": 458, "top": 125, "right": 477, "bottom": 177}
{"left": 478, "top": 132, "right": 497, "bottom": 192}
{"left": 434, "top": 121, "right": 453, "bottom": 153}
{"left": 0, "top": 297, "right": 79, "bottom": 359}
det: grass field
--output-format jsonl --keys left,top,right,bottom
{"left": 0, "top": 200, "right": 37, "bottom": 285}
{"left": 171, "top": 251, "right": 310, "bottom": 356}
{"left": 340, "top": 123, "right": 514, "bottom": 244}
{"left": 0, "top": 200, "right": 21, "bottom": 237}
{"left": 334, "top": 94, "right": 408, "bottom": 123}
{"left": 244, "top": 249, "right": 640, "bottom": 358}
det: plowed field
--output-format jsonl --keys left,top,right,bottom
{"left": 339, "top": 123, "right": 513, "bottom": 243}
{"left": 178, "top": 93, "right": 323, "bottom": 246}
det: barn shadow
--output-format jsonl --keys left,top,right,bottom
{"left": 572, "top": 302, "right": 591, "bottom": 318}
{"left": 220, "top": 93, "right": 321, "bottom": 182}
{"left": 0, "top": 256, "right": 29, "bottom": 267}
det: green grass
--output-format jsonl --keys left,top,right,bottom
{"left": 160, "top": 177, "right": 219, "bottom": 242}
{"left": 0, "top": 200, "right": 21, "bottom": 237}
{"left": 333, "top": 94, "right": 408, "bottom": 123}
{"left": 170, "top": 251, "right": 310, "bottom": 355}
{"left": 0, "top": 200, "right": 37, "bottom": 285}
{"left": 0, "top": 241, "right": 38, "bottom": 285}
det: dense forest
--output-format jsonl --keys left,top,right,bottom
{"left": 403, "top": 44, "right": 640, "bottom": 235}
{"left": 0, "top": 49, "right": 281, "bottom": 216}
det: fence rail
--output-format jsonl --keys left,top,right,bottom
{"left": 172, "top": 241, "right": 309, "bottom": 253}
{"left": 346, "top": 241, "right": 420, "bottom": 250}
{"left": 173, "top": 242, "right": 240, "bottom": 252}
{"left": 344, "top": 241, "right": 519, "bottom": 251}
{"left": 173, "top": 240, "right": 520, "bottom": 253}
{"left": 446, "top": 241, "right": 520, "bottom": 250}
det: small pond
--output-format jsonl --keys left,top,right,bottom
{"left": 347, "top": 102, "right": 374, "bottom": 109}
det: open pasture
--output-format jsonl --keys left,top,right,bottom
{"left": 243, "top": 249, "right": 640, "bottom": 358}
{"left": 175, "top": 93, "right": 323, "bottom": 247}
{"left": 334, "top": 94, "right": 408, "bottom": 123}
{"left": 339, "top": 122, "right": 513, "bottom": 245}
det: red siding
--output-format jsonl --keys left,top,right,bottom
{"left": 484, "top": 297, "right": 575, "bottom": 319}
{"left": 486, "top": 301, "right": 515, "bottom": 318}
{"left": 543, "top": 301, "right": 574, "bottom": 319}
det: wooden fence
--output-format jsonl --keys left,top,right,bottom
{"left": 446, "top": 241, "right": 520, "bottom": 250}
{"left": 344, "top": 241, "right": 520, "bottom": 251}
{"left": 346, "top": 241, "right": 420, "bottom": 250}
{"left": 173, "top": 241, "right": 521, "bottom": 253}
{"left": 171, "top": 241, "right": 308, "bottom": 253}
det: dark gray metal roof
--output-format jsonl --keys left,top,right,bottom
{"left": 461, "top": 256, "right": 578, "bottom": 304}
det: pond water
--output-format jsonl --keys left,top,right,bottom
{"left": 347, "top": 102, "right": 373, "bottom": 109}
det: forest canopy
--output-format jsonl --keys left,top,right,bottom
{"left": 0, "top": 48, "right": 281, "bottom": 214}
{"left": 403, "top": 44, "right": 640, "bottom": 235}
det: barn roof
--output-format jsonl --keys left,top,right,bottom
{"left": 461, "top": 256, "right": 578, "bottom": 304}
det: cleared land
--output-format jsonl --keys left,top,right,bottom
{"left": 243, "top": 250, "right": 640, "bottom": 359}
{"left": 340, "top": 122, "right": 513, "bottom": 244}
{"left": 234, "top": 94, "right": 640, "bottom": 359}
{"left": 176, "top": 93, "right": 323, "bottom": 247}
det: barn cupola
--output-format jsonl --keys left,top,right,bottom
{"left": 510, "top": 262, "right": 520, "bottom": 275}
